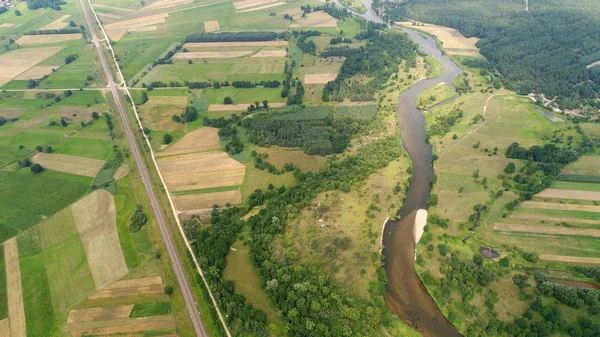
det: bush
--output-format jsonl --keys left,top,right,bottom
{"left": 129, "top": 204, "right": 148, "bottom": 232}
{"left": 65, "top": 54, "right": 78, "bottom": 64}
{"left": 504, "top": 162, "right": 516, "bottom": 174}
{"left": 524, "top": 252, "right": 539, "bottom": 263}
{"left": 164, "top": 285, "right": 173, "bottom": 295}
{"left": 30, "top": 164, "right": 44, "bottom": 173}
{"left": 223, "top": 96, "right": 233, "bottom": 104}
{"left": 162, "top": 134, "right": 172, "bottom": 144}
{"left": 499, "top": 257, "right": 510, "bottom": 267}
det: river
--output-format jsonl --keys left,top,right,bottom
{"left": 332, "top": 1, "right": 464, "bottom": 335}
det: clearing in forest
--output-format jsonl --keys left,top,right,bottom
{"left": 157, "top": 152, "right": 246, "bottom": 192}
{"left": 0, "top": 46, "right": 64, "bottom": 86}
{"left": 290, "top": 11, "right": 337, "bottom": 27}
{"left": 32, "top": 153, "right": 105, "bottom": 177}
{"left": 157, "top": 127, "right": 220, "bottom": 157}
{"left": 71, "top": 190, "right": 128, "bottom": 290}
{"left": 204, "top": 20, "right": 220, "bottom": 32}
{"left": 304, "top": 73, "right": 337, "bottom": 84}
{"left": 5, "top": 238, "right": 26, "bottom": 337}
{"left": 16, "top": 34, "right": 81, "bottom": 45}
{"left": 534, "top": 188, "right": 600, "bottom": 201}
{"left": 40, "top": 14, "right": 71, "bottom": 30}
{"left": 494, "top": 223, "right": 600, "bottom": 238}
{"left": 172, "top": 190, "right": 242, "bottom": 211}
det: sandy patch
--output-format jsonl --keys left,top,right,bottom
{"left": 398, "top": 21, "right": 479, "bottom": 54}
{"left": 184, "top": 41, "right": 288, "bottom": 48}
{"left": 173, "top": 190, "right": 242, "bottom": 211}
{"left": 71, "top": 190, "right": 128, "bottom": 290}
{"left": 67, "top": 315, "right": 175, "bottom": 337}
{"left": 290, "top": 11, "right": 337, "bottom": 27}
{"left": 587, "top": 60, "right": 600, "bottom": 69}
{"left": 172, "top": 51, "right": 251, "bottom": 59}
{"left": 113, "top": 164, "right": 129, "bottom": 181}
{"left": 509, "top": 214, "right": 600, "bottom": 225}
{"left": 539, "top": 254, "right": 600, "bottom": 264}
{"left": 158, "top": 127, "right": 220, "bottom": 157}
{"left": 32, "top": 153, "right": 105, "bottom": 177}
{"left": 237, "top": 2, "right": 284, "bottom": 12}
{"left": 40, "top": 14, "right": 71, "bottom": 30}
{"left": 233, "top": 0, "right": 277, "bottom": 10}
{"left": 106, "top": 29, "right": 127, "bottom": 41}
{"left": 535, "top": 189, "right": 600, "bottom": 201}
{"left": 94, "top": 4, "right": 136, "bottom": 12}
{"left": 304, "top": 73, "right": 337, "bottom": 84}
{"left": 0, "top": 23, "right": 16, "bottom": 28}
{"left": 494, "top": 223, "right": 600, "bottom": 238}
{"left": 413, "top": 209, "right": 428, "bottom": 244}
{"left": 252, "top": 49, "right": 286, "bottom": 57}
{"left": 208, "top": 103, "right": 284, "bottom": 111}
{"left": 67, "top": 305, "right": 134, "bottom": 323}
{"left": 157, "top": 152, "right": 245, "bottom": 191}
{"left": 0, "top": 46, "right": 63, "bottom": 84}
{"left": 5, "top": 238, "right": 26, "bottom": 337}
{"left": 204, "top": 20, "right": 219, "bottom": 32}
{"left": 0, "top": 319, "right": 9, "bottom": 336}
{"left": 14, "top": 66, "right": 58, "bottom": 80}
{"left": 16, "top": 34, "right": 81, "bottom": 45}
{"left": 521, "top": 201, "right": 600, "bottom": 212}
{"left": 89, "top": 276, "right": 163, "bottom": 299}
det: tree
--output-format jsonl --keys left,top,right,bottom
{"left": 164, "top": 285, "right": 173, "bottom": 295}
{"left": 182, "top": 106, "right": 198, "bottom": 122}
{"left": 223, "top": 96, "right": 233, "bottom": 104}
{"left": 69, "top": 20, "right": 76, "bottom": 27}
{"left": 92, "top": 111, "right": 99, "bottom": 119}
{"left": 262, "top": 100, "right": 268, "bottom": 109}
{"left": 60, "top": 118, "right": 67, "bottom": 127}
{"left": 499, "top": 256, "right": 510, "bottom": 267}
{"left": 15, "top": 10, "right": 21, "bottom": 16}
{"left": 45, "top": 146, "right": 53, "bottom": 153}
{"left": 504, "top": 162, "right": 516, "bottom": 174}
{"left": 86, "top": 75, "right": 94, "bottom": 81}
{"left": 27, "top": 79, "right": 37, "bottom": 89}
{"left": 163, "top": 133, "right": 172, "bottom": 144}
{"left": 524, "top": 252, "right": 539, "bottom": 263}
{"left": 63, "top": 89, "right": 72, "bottom": 97}
{"left": 188, "top": 59, "right": 192, "bottom": 64}
{"left": 30, "top": 163, "right": 43, "bottom": 173}
{"left": 65, "top": 54, "right": 78, "bottom": 64}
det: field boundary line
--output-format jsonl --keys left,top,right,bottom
{"left": 85, "top": 0, "right": 232, "bottom": 335}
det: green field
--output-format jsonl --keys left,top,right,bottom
{"left": 417, "top": 83, "right": 455, "bottom": 109}
{"left": 204, "top": 87, "right": 286, "bottom": 104}
{"left": 0, "top": 169, "right": 91, "bottom": 242}
{"left": 550, "top": 180, "right": 600, "bottom": 192}
{"left": 129, "top": 302, "right": 172, "bottom": 318}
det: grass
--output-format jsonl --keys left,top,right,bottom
{"left": 113, "top": 37, "right": 180, "bottom": 82}
{"left": 129, "top": 302, "right": 172, "bottom": 318}
{"left": 204, "top": 87, "right": 285, "bottom": 104}
{"left": 0, "top": 169, "right": 91, "bottom": 242}
{"left": 549, "top": 180, "right": 600, "bottom": 192}
{"left": 223, "top": 234, "right": 283, "bottom": 333}
{"left": 417, "top": 83, "right": 455, "bottom": 109}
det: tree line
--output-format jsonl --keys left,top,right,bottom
{"left": 27, "top": 0, "right": 65, "bottom": 10}
{"left": 186, "top": 31, "right": 287, "bottom": 43}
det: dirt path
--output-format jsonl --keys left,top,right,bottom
{"left": 5, "top": 238, "right": 26, "bottom": 337}
{"left": 456, "top": 94, "right": 495, "bottom": 144}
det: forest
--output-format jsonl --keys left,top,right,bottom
{"left": 26, "top": 0, "right": 65, "bottom": 10}
{"left": 373, "top": 0, "right": 600, "bottom": 106}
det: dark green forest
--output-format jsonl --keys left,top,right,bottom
{"left": 373, "top": 0, "right": 600, "bottom": 107}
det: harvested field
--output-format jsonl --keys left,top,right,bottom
{"left": 112, "top": 164, "right": 129, "bottom": 181}
{"left": 494, "top": 223, "right": 600, "bottom": 238}
{"left": 157, "top": 152, "right": 246, "bottom": 191}
{"left": 40, "top": 14, "right": 70, "bottom": 30}
{"left": 157, "top": 127, "right": 220, "bottom": 157}
{"left": 237, "top": 2, "right": 284, "bottom": 12}
{"left": 129, "top": 26, "right": 157, "bottom": 32}
{"left": 304, "top": 73, "right": 337, "bottom": 84}
{"left": 183, "top": 41, "right": 288, "bottom": 48}
{"left": 0, "top": 319, "right": 9, "bottom": 336}
{"left": 252, "top": 50, "right": 286, "bottom": 57}
{"left": 97, "top": 12, "right": 122, "bottom": 21}
{"left": 535, "top": 188, "right": 600, "bottom": 201}
{"left": 233, "top": 0, "right": 278, "bottom": 10}
{"left": 204, "top": 20, "right": 219, "bottom": 32}
{"left": 521, "top": 201, "right": 600, "bottom": 212}
{"left": 14, "top": 66, "right": 58, "bottom": 80}
{"left": 539, "top": 254, "right": 600, "bottom": 264}
{"left": 67, "top": 305, "right": 134, "bottom": 323}
{"left": 71, "top": 190, "right": 128, "bottom": 290}
{"left": 0, "top": 46, "right": 63, "bottom": 85}
{"left": 0, "top": 23, "right": 16, "bottom": 28}
{"left": 397, "top": 21, "right": 479, "bottom": 55}
{"left": 106, "top": 30, "right": 127, "bottom": 41}
{"left": 290, "top": 11, "right": 337, "bottom": 27}
{"left": 66, "top": 315, "right": 175, "bottom": 337}
{"left": 260, "top": 146, "right": 327, "bottom": 172}
{"left": 208, "top": 103, "right": 285, "bottom": 111}
{"left": 173, "top": 190, "right": 242, "bottom": 211}
{"left": 93, "top": 4, "right": 136, "bottom": 12}
{"left": 139, "top": 0, "right": 193, "bottom": 11}
{"left": 5, "top": 238, "right": 26, "bottom": 337}
{"left": 32, "top": 153, "right": 105, "bottom": 177}
{"left": 16, "top": 34, "right": 81, "bottom": 45}
{"left": 89, "top": 276, "right": 164, "bottom": 299}
{"left": 172, "top": 51, "right": 251, "bottom": 59}
{"left": 509, "top": 214, "right": 600, "bottom": 225}
{"left": 104, "top": 13, "right": 169, "bottom": 31}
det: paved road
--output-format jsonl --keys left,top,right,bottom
{"left": 79, "top": 0, "right": 209, "bottom": 336}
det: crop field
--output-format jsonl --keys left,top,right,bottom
{"left": 32, "top": 153, "right": 105, "bottom": 177}
{"left": 204, "top": 87, "right": 286, "bottom": 104}
{"left": 561, "top": 155, "right": 600, "bottom": 175}
{"left": 172, "top": 190, "right": 242, "bottom": 210}
{"left": 157, "top": 127, "right": 220, "bottom": 157}
{"left": 137, "top": 94, "right": 187, "bottom": 133}
{"left": 254, "top": 147, "right": 328, "bottom": 172}
{"left": 290, "top": 10, "right": 337, "bottom": 28}
{"left": 0, "top": 47, "right": 64, "bottom": 86}
{"left": 15, "top": 34, "right": 82, "bottom": 45}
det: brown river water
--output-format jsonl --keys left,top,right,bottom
{"left": 331, "top": 2, "right": 464, "bottom": 335}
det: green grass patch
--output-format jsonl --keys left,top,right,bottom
{"left": 171, "top": 185, "right": 240, "bottom": 196}
{"left": 204, "top": 87, "right": 285, "bottom": 104}
{"left": 0, "top": 169, "right": 91, "bottom": 242}
{"left": 129, "top": 302, "right": 172, "bottom": 318}
{"left": 53, "top": 136, "right": 113, "bottom": 161}
{"left": 417, "top": 83, "right": 455, "bottom": 109}
{"left": 147, "top": 88, "right": 188, "bottom": 97}
{"left": 114, "top": 175, "right": 149, "bottom": 268}
{"left": 550, "top": 180, "right": 600, "bottom": 192}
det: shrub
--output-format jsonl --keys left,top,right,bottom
{"left": 163, "top": 134, "right": 172, "bottom": 144}
{"left": 129, "top": 204, "right": 148, "bottom": 232}
{"left": 164, "top": 285, "right": 173, "bottom": 295}
{"left": 504, "top": 162, "right": 516, "bottom": 174}
{"left": 223, "top": 96, "right": 233, "bottom": 104}
{"left": 30, "top": 163, "right": 44, "bottom": 173}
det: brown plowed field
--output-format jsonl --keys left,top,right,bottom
{"left": 173, "top": 190, "right": 242, "bottom": 211}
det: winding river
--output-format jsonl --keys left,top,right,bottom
{"left": 332, "top": 1, "right": 464, "bottom": 335}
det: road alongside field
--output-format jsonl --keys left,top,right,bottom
{"left": 78, "top": 0, "right": 208, "bottom": 335}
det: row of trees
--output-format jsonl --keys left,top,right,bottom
{"left": 27, "top": 0, "right": 65, "bottom": 10}
{"left": 294, "top": 30, "right": 321, "bottom": 55}
{"left": 24, "top": 28, "right": 79, "bottom": 35}
{"left": 186, "top": 31, "right": 286, "bottom": 43}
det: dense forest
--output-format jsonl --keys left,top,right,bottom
{"left": 373, "top": 0, "right": 600, "bottom": 107}
{"left": 26, "top": 0, "right": 65, "bottom": 10}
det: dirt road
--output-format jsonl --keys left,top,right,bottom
{"left": 78, "top": 0, "right": 208, "bottom": 335}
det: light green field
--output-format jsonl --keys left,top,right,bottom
{"left": 0, "top": 0, "right": 85, "bottom": 38}
{"left": 204, "top": 87, "right": 285, "bottom": 104}
{"left": 550, "top": 180, "right": 600, "bottom": 192}
{"left": 417, "top": 83, "right": 455, "bottom": 109}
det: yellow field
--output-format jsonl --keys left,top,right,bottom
{"left": 172, "top": 51, "right": 252, "bottom": 59}
{"left": 158, "top": 127, "right": 220, "bottom": 157}
{"left": 204, "top": 20, "right": 220, "bottom": 32}
{"left": 521, "top": 201, "right": 600, "bottom": 212}
{"left": 290, "top": 11, "right": 337, "bottom": 27}
{"left": 32, "top": 153, "right": 105, "bottom": 177}
{"left": 70, "top": 190, "right": 128, "bottom": 290}
{"left": 67, "top": 305, "right": 134, "bottom": 323}
{"left": 0, "top": 46, "right": 64, "bottom": 85}
{"left": 67, "top": 315, "right": 176, "bottom": 337}
{"left": 157, "top": 152, "right": 246, "bottom": 191}
{"left": 16, "top": 34, "right": 81, "bottom": 45}
{"left": 89, "top": 276, "right": 164, "bottom": 299}
{"left": 138, "top": 0, "right": 193, "bottom": 11}
{"left": 252, "top": 50, "right": 286, "bottom": 57}
{"left": 233, "top": 0, "right": 277, "bottom": 10}
{"left": 173, "top": 190, "right": 242, "bottom": 211}
{"left": 93, "top": 4, "right": 135, "bottom": 12}
{"left": 304, "top": 73, "right": 337, "bottom": 84}
{"left": 40, "top": 14, "right": 70, "bottom": 30}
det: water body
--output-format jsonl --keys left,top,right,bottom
{"left": 331, "top": 1, "right": 464, "bottom": 334}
